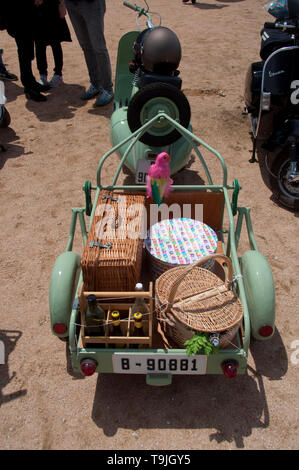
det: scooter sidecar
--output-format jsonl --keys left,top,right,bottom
{"left": 49, "top": 112, "right": 276, "bottom": 385}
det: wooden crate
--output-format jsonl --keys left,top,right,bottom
{"left": 78, "top": 283, "right": 153, "bottom": 349}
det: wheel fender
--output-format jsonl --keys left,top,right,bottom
{"left": 240, "top": 250, "right": 275, "bottom": 340}
{"left": 49, "top": 251, "right": 81, "bottom": 338}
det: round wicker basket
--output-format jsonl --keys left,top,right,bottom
{"left": 155, "top": 253, "right": 243, "bottom": 348}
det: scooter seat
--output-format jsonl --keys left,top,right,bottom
{"left": 138, "top": 73, "right": 182, "bottom": 90}
{"left": 260, "top": 27, "right": 294, "bottom": 60}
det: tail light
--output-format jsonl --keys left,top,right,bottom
{"left": 259, "top": 325, "right": 273, "bottom": 337}
{"left": 53, "top": 323, "right": 67, "bottom": 335}
{"left": 222, "top": 360, "right": 239, "bottom": 378}
{"left": 80, "top": 359, "right": 98, "bottom": 377}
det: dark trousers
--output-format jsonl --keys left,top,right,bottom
{"left": 35, "top": 40, "right": 63, "bottom": 76}
{"left": 15, "top": 37, "right": 36, "bottom": 92}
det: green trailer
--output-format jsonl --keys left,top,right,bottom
{"left": 49, "top": 112, "right": 275, "bottom": 386}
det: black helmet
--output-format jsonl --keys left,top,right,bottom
{"left": 140, "top": 26, "right": 181, "bottom": 74}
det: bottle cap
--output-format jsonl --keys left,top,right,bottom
{"left": 135, "top": 283, "right": 143, "bottom": 290}
{"left": 87, "top": 294, "right": 97, "bottom": 304}
{"left": 111, "top": 311, "right": 120, "bottom": 320}
{"left": 133, "top": 312, "right": 143, "bottom": 321}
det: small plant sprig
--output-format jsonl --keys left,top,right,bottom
{"left": 184, "top": 331, "right": 219, "bottom": 356}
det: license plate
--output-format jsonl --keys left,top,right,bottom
{"left": 112, "top": 353, "right": 207, "bottom": 375}
{"left": 135, "top": 158, "right": 155, "bottom": 184}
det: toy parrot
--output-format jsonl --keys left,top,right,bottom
{"left": 146, "top": 152, "right": 173, "bottom": 206}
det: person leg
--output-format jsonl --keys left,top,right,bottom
{"left": 51, "top": 41, "right": 63, "bottom": 77}
{"left": 48, "top": 41, "right": 63, "bottom": 87}
{"left": 35, "top": 40, "right": 49, "bottom": 85}
{"left": 65, "top": 0, "right": 100, "bottom": 94}
{"left": 0, "top": 49, "right": 5, "bottom": 73}
{"left": 15, "top": 38, "right": 49, "bottom": 101}
{"left": 35, "top": 40, "right": 48, "bottom": 76}
{"left": 80, "top": 0, "right": 113, "bottom": 93}
{"left": 15, "top": 38, "right": 36, "bottom": 92}
{"left": 65, "top": 0, "right": 113, "bottom": 99}
{"left": 0, "top": 48, "right": 18, "bottom": 81}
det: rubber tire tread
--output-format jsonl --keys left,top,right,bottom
{"left": 127, "top": 82, "right": 191, "bottom": 146}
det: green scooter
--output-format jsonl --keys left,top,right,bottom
{"left": 110, "top": 1, "right": 193, "bottom": 183}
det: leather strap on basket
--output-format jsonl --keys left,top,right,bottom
{"left": 165, "top": 253, "right": 233, "bottom": 314}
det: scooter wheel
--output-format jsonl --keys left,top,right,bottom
{"left": 127, "top": 82, "right": 191, "bottom": 146}
{"left": 0, "top": 106, "right": 11, "bottom": 128}
{"left": 269, "top": 150, "right": 299, "bottom": 211}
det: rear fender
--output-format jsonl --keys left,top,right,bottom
{"left": 49, "top": 251, "right": 81, "bottom": 338}
{"left": 240, "top": 250, "right": 275, "bottom": 340}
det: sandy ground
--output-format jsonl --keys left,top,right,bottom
{"left": 0, "top": 0, "right": 298, "bottom": 451}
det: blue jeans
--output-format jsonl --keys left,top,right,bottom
{"left": 65, "top": 0, "right": 113, "bottom": 92}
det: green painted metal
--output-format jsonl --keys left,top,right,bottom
{"left": 49, "top": 251, "right": 81, "bottom": 338}
{"left": 110, "top": 106, "right": 192, "bottom": 174}
{"left": 240, "top": 250, "right": 275, "bottom": 341}
{"left": 65, "top": 207, "right": 88, "bottom": 252}
{"left": 139, "top": 96, "right": 180, "bottom": 135}
{"left": 231, "top": 179, "right": 240, "bottom": 216}
{"left": 103, "top": 111, "right": 228, "bottom": 188}
{"left": 68, "top": 343, "right": 248, "bottom": 376}
{"left": 113, "top": 30, "right": 139, "bottom": 109}
{"left": 146, "top": 374, "right": 173, "bottom": 386}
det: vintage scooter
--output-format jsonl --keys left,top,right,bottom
{"left": 244, "top": 0, "right": 299, "bottom": 210}
{"left": 110, "top": 1, "right": 193, "bottom": 182}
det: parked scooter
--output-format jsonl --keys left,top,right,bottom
{"left": 110, "top": 1, "right": 192, "bottom": 182}
{"left": 245, "top": 0, "right": 299, "bottom": 210}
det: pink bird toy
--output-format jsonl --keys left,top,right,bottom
{"left": 146, "top": 152, "right": 173, "bottom": 206}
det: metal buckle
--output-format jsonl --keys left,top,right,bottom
{"left": 88, "top": 240, "right": 112, "bottom": 250}
{"left": 101, "top": 194, "right": 120, "bottom": 202}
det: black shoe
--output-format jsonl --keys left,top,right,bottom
{"left": 32, "top": 81, "right": 51, "bottom": 92}
{"left": 0, "top": 70, "right": 18, "bottom": 81}
{"left": 25, "top": 89, "right": 47, "bottom": 102}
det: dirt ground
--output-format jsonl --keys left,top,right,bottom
{"left": 0, "top": 0, "right": 298, "bottom": 451}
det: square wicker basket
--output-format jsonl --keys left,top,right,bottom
{"left": 81, "top": 191, "right": 145, "bottom": 292}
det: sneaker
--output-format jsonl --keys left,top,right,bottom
{"left": 38, "top": 74, "right": 48, "bottom": 86}
{"left": 80, "top": 84, "right": 101, "bottom": 100}
{"left": 0, "top": 70, "right": 18, "bottom": 81}
{"left": 33, "top": 81, "right": 51, "bottom": 92}
{"left": 49, "top": 74, "right": 63, "bottom": 88}
{"left": 95, "top": 89, "right": 114, "bottom": 107}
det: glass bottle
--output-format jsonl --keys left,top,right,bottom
{"left": 131, "top": 283, "right": 149, "bottom": 319}
{"left": 110, "top": 310, "right": 124, "bottom": 348}
{"left": 131, "top": 312, "right": 146, "bottom": 349}
{"left": 85, "top": 294, "right": 105, "bottom": 337}
{"left": 209, "top": 332, "right": 220, "bottom": 348}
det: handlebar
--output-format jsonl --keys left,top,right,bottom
{"left": 123, "top": 1, "right": 139, "bottom": 11}
{"left": 123, "top": 1, "right": 149, "bottom": 17}
{"left": 123, "top": 1, "right": 154, "bottom": 28}
{"left": 264, "top": 20, "right": 296, "bottom": 30}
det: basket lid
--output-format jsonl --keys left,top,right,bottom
{"left": 145, "top": 218, "right": 218, "bottom": 266}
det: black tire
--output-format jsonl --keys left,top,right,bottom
{"left": 127, "top": 82, "right": 191, "bottom": 146}
{"left": 0, "top": 106, "right": 11, "bottom": 128}
{"left": 269, "top": 149, "right": 299, "bottom": 211}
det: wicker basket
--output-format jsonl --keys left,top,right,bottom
{"left": 155, "top": 253, "right": 243, "bottom": 348}
{"left": 81, "top": 191, "right": 145, "bottom": 292}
